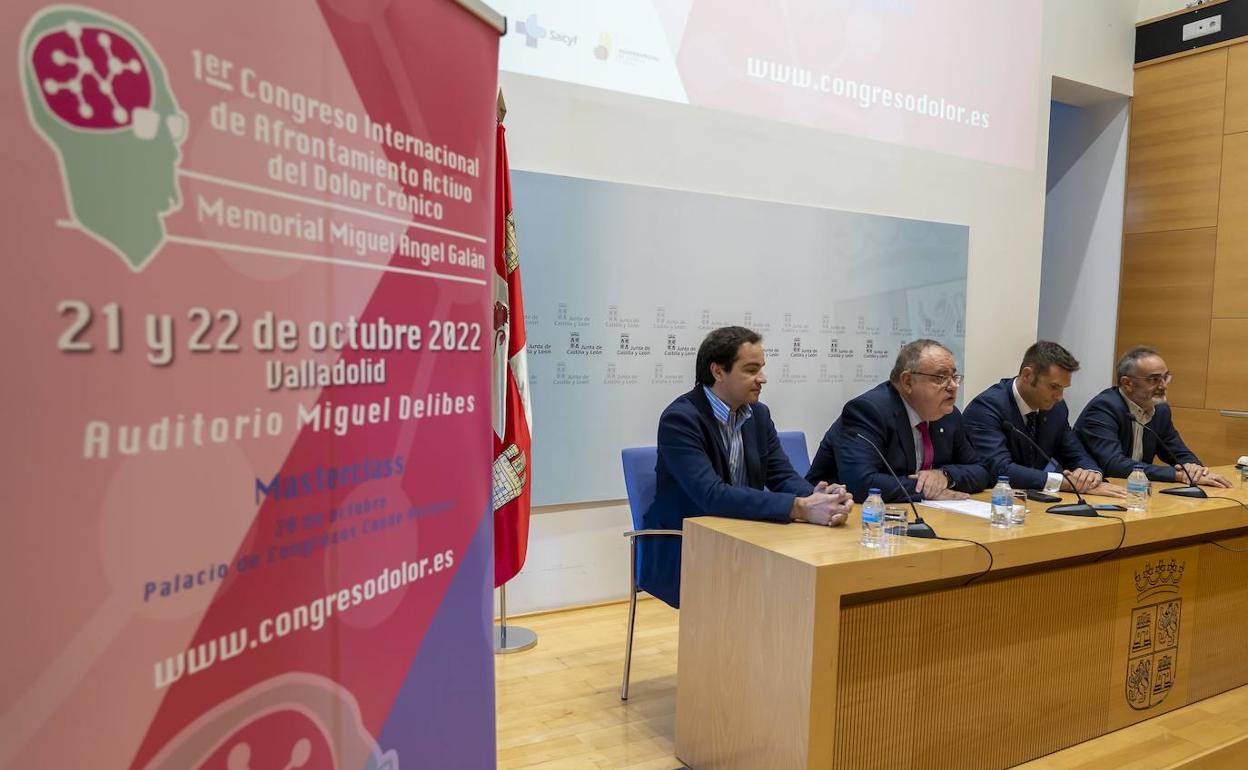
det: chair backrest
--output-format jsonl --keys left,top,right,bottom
{"left": 621, "top": 446, "right": 659, "bottom": 531}
{"left": 777, "top": 431, "right": 811, "bottom": 477}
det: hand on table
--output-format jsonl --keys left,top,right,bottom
{"left": 910, "top": 469, "right": 949, "bottom": 498}
{"left": 793, "top": 481, "right": 853, "bottom": 526}
{"left": 1177, "top": 463, "right": 1232, "bottom": 488}
{"left": 923, "top": 487, "right": 970, "bottom": 501}
{"left": 1085, "top": 481, "right": 1128, "bottom": 499}
{"left": 1061, "top": 468, "right": 1103, "bottom": 494}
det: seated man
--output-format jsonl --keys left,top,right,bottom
{"left": 1075, "top": 346, "right": 1232, "bottom": 486}
{"left": 642, "top": 326, "right": 853, "bottom": 608}
{"left": 808, "top": 338, "right": 989, "bottom": 502}
{"left": 964, "top": 341, "right": 1125, "bottom": 497}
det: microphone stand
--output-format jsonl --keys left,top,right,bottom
{"left": 854, "top": 433, "right": 938, "bottom": 538}
{"left": 1001, "top": 422, "right": 1098, "bottom": 517}
{"left": 1131, "top": 417, "right": 1208, "bottom": 498}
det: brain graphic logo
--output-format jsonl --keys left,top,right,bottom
{"left": 32, "top": 21, "right": 153, "bottom": 130}
{"left": 21, "top": 6, "right": 187, "bottom": 271}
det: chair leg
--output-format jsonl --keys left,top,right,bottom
{"left": 621, "top": 537, "right": 639, "bottom": 701}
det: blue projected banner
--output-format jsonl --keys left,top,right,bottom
{"left": 512, "top": 171, "right": 968, "bottom": 506}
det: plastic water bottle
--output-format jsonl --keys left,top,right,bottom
{"left": 1127, "top": 465, "right": 1150, "bottom": 512}
{"left": 861, "top": 488, "right": 885, "bottom": 548}
{"left": 990, "top": 476, "right": 1013, "bottom": 528}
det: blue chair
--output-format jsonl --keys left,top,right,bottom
{"left": 620, "top": 446, "right": 681, "bottom": 701}
{"left": 777, "top": 430, "right": 811, "bottom": 477}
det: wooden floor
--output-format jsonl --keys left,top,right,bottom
{"left": 495, "top": 598, "right": 681, "bottom": 769}
{"left": 496, "top": 598, "right": 1248, "bottom": 769}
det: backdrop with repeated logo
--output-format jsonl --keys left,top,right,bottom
{"left": 513, "top": 171, "right": 968, "bottom": 506}
{"left": 1, "top": 1, "right": 499, "bottom": 768}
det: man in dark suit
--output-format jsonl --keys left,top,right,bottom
{"left": 1075, "top": 346, "right": 1232, "bottom": 486}
{"left": 964, "top": 341, "right": 1125, "bottom": 496}
{"left": 807, "top": 339, "right": 990, "bottom": 503}
{"left": 641, "top": 326, "right": 853, "bottom": 608}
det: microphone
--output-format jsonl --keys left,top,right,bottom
{"left": 854, "top": 433, "right": 937, "bottom": 538}
{"left": 1000, "top": 421, "right": 1098, "bottom": 517}
{"left": 1130, "top": 417, "right": 1208, "bottom": 498}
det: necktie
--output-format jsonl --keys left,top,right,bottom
{"left": 917, "top": 422, "right": 934, "bottom": 471}
{"left": 1024, "top": 412, "right": 1040, "bottom": 466}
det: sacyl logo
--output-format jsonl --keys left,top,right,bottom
{"left": 515, "top": 14, "right": 576, "bottom": 48}
{"left": 515, "top": 14, "right": 546, "bottom": 47}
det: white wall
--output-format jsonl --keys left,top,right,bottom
{"left": 496, "top": 0, "right": 1139, "bottom": 615}
{"left": 1138, "top": 0, "right": 1191, "bottom": 22}
{"left": 1039, "top": 97, "right": 1130, "bottom": 417}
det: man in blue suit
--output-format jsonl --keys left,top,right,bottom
{"left": 807, "top": 339, "right": 989, "bottom": 503}
{"left": 964, "top": 341, "right": 1125, "bottom": 496}
{"left": 641, "top": 326, "right": 853, "bottom": 608}
{"left": 1075, "top": 346, "right": 1232, "bottom": 486}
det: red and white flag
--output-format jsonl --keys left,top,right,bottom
{"left": 491, "top": 115, "right": 533, "bottom": 587}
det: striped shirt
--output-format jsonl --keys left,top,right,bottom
{"left": 703, "top": 386, "right": 753, "bottom": 487}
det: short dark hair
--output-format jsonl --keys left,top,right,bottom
{"left": 1019, "top": 341, "right": 1080, "bottom": 377}
{"left": 889, "top": 339, "right": 949, "bottom": 384}
{"left": 1116, "top": 346, "right": 1160, "bottom": 381}
{"left": 696, "top": 326, "right": 762, "bottom": 386}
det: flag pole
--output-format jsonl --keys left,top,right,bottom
{"left": 494, "top": 583, "right": 537, "bottom": 653}
{"left": 492, "top": 87, "right": 536, "bottom": 655}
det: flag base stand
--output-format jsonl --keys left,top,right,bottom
{"left": 494, "top": 624, "right": 537, "bottom": 654}
{"left": 493, "top": 583, "right": 537, "bottom": 654}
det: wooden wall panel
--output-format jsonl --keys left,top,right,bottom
{"left": 1171, "top": 406, "right": 1248, "bottom": 466}
{"left": 1116, "top": 228, "right": 1217, "bottom": 408}
{"left": 1213, "top": 132, "right": 1248, "bottom": 318}
{"left": 1205, "top": 319, "right": 1248, "bottom": 411}
{"left": 1126, "top": 49, "right": 1228, "bottom": 233}
{"left": 1225, "top": 42, "right": 1248, "bottom": 134}
{"left": 1189, "top": 542, "right": 1248, "bottom": 703}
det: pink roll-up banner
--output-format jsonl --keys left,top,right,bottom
{"left": 1, "top": 1, "right": 500, "bottom": 767}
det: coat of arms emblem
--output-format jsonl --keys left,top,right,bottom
{"left": 1125, "top": 559, "right": 1184, "bottom": 710}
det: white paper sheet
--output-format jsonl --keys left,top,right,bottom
{"left": 919, "top": 499, "right": 995, "bottom": 520}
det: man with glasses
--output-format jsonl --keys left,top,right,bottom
{"left": 807, "top": 338, "right": 989, "bottom": 502}
{"left": 1075, "top": 346, "right": 1232, "bottom": 487}
{"left": 964, "top": 341, "right": 1125, "bottom": 497}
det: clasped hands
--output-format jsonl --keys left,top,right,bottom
{"left": 1060, "top": 468, "right": 1127, "bottom": 498}
{"left": 792, "top": 481, "right": 853, "bottom": 526}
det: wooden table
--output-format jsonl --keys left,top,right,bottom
{"left": 674, "top": 468, "right": 1248, "bottom": 769}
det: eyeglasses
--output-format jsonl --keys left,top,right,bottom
{"left": 1129, "top": 372, "right": 1173, "bottom": 386}
{"left": 911, "top": 371, "right": 964, "bottom": 388}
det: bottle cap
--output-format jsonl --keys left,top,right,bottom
{"left": 868, "top": 487, "right": 881, "bottom": 495}
{"left": 998, "top": 475, "right": 1009, "bottom": 481}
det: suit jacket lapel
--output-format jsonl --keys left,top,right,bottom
{"left": 742, "top": 416, "right": 763, "bottom": 488}
{"left": 1112, "top": 389, "right": 1144, "bottom": 457}
{"left": 888, "top": 386, "right": 918, "bottom": 475}
{"left": 690, "top": 387, "right": 732, "bottom": 482}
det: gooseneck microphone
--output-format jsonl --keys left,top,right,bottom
{"left": 1130, "top": 417, "right": 1208, "bottom": 499}
{"left": 854, "top": 433, "right": 937, "bottom": 538}
{"left": 1001, "top": 421, "right": 1098, "bottom": 517}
